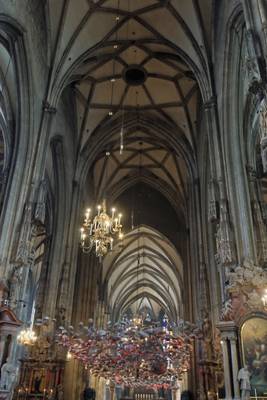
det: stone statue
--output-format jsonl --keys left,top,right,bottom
{"left": 238, "top": 366, "right": 251, "bottom": 400}
{"left": 0, "top": 358, "right": 17, "bottom": 390}
{"left": 220, "top": 298, "right": 234, "bottom": 321}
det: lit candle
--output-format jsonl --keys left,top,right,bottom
{"left": 85, "top": 208, "right": 91, "bottom": 220}
{"left": 97, "top": 205, "right": 101, "bottom": 215}
{"left": 118, "top": 214, "right": 122, "bottom": 224}
{"left": 112, "top": 208, "right": 116, "bottom": 219}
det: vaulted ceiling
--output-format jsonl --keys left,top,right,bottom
{"left": 47, "top": 0, "right": 212, "bottom": 152}
{"left": 103, "top": 226, "right": 183, "bottom": 321}
{"left": 46, "top": 0, "right": 213, "bottom": 321}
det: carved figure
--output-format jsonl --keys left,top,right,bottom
{"left": 0, "top": 358, "right": 17, "bottom": 390}
{"left": 238, "top": 366, "right": 251, "bottom": 400}
{"left": 246, "top": 289, "right": 262, "bottom": 309}
{"left": 220, "top": 298, "right": 234, "bottom": 321}
{"left": 226, "top": 259, "right": 267, "bottom": 294}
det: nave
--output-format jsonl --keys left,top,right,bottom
{"left": 0, "top": 1, "right": 267, "bottom": 400}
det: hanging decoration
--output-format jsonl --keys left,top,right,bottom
{"left": 56, "top": 318, "right": 197, "bottom": 388}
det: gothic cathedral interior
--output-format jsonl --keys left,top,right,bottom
{"left": 0, "top": 2, "right": 267, "bottom": 400}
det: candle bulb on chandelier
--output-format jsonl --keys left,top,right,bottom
{"left": 80, "top": 227, "right": 84, "bottom": 239}
{"left": 85, "top": 208, "right": 91, "bottom": 220}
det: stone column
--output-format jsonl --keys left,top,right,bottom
{"left": 221, "top": 337, "right": 232, "bottom": 400}
{"left": 229, "top": 336, "right": 240, "bottom": 400}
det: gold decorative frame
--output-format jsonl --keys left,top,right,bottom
{"left": 240, "top": 315, "right": 267, "bottom": 396}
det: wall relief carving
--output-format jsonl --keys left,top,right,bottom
{"left": 220, "top": 259, "right": 267, "bottom": 321}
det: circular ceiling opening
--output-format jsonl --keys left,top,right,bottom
{"left": 123, "top": 65, "right": 147, "bottom": 86}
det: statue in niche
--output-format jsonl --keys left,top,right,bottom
{"left": 0, "top": 358, "right": 18, "bottom": 391}
{"left": 238, "top": 366, "right": 251, "bottom": 400}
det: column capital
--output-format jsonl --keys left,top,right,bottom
{"left": 229, "top": 335, "right": 238, "bottom": 343}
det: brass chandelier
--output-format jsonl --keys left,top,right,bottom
{"left": 80, "top": 200, "right": 123, "bottom": 258}
{"left": 17, "top": 327, "right": 37, "bottom": 346}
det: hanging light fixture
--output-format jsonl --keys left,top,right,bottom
{"left": 80, "top": 153, "right": 124, "bottom": 258}
{"left": 17, "top": 327, "right": 37, "bottom": 346}
{"left": 80, "top": 200, "right": 123, "bottom": 258}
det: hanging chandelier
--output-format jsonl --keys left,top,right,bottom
{"left": 80, "top": 200, "right": 123, "bottom": 258}
{"left": 17, "top": 327, "right": 37, "bottom": 346}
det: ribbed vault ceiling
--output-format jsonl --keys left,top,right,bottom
{"left": 0, "top": 40, "right": 15, "bottom": 179}
{"left": 102, "top": 226, "right": 183, "bottom": 321}
{"left": 46, "top": 0, "right": 212, "bottom": 321}
{"left": 48, "top": 0, "right": 212, "bottom": 151}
